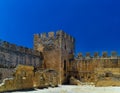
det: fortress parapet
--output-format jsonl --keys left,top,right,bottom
{"left": 111, "top": 51, "right": 117, "bottom": 59}
{"left": 94, "top": 52, "right": 99, "bottom": 58}
{"left": 48, "top": 32, "right": 54, "bottom": 38}
{"left": 85, "top": 52, "right": 91, "bottom": 59}
{"left": 76, "top": 51, "right": 119, "bottom": 59}
{"left": 0, "top": 39, "right": 41, "bottom": 57}
{"left": 34, "top": 30, "right": 75, "bottom": 43}
{"left": 40, "top": 33, "right": 47, "bottom": 39}
{"left": 34, "top": 30, "right": 75, "bottom": 53}
{"left": 102, "top": 51, "right": 108, "bottom": 58}
{"left": 76, "top": 53, "right": 84, "bottom": 60}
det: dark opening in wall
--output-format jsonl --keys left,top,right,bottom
{"left": 75, "top": 76, "right": 77, "bottom": 78}
{"left": 88, "top": 76, "right": 91, "bottom": 79}
{"left": 64, "top": 73, "right": 66, "bottom": 77}
{"left": 105, "top": 72, "right": 112, "bottom": 77}
{"left": 64, "top": 60, "right": 66, "bottom": 71}
{"left": 64, "top": 45, "right": 66, "bottom": 50}
{"left": 0, "top": 73, "right": 2, "bottom": 80}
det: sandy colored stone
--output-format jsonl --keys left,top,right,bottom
{"left": 69, "top": 77, "right": 81, "bottom": 85}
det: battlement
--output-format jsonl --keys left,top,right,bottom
{"left": 0, "top": 39, "right": 41, "bottom": 56}
{"left": 34, "top": 30, "right": 75, "bottom": 42}
{"left": 76, "top": 51, "right": 118, "bottom": 59}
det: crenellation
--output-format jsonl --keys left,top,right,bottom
{"left": 56, "top": 30, "right": 64, "bottom": 37}
{"left": 85, "top": 52, "right": 91, "bottom": 60}
{"left": 102, "top": 51, "right": 108, "bottom": 58}
{"left": 48, "top": 32, "right": 55, "bottom": 38}
{"left": 0, "top": 30, "right": 120, "bottom": 90}
{"left": 56, "top": 31, "right": 60, "bottom": 37}
{"left": 35, "top": 31, "right": 58, "bottom": 40}
{"left": 35, "top": 31, "right": 73, "bottom": 40}
{"left": 55, "top": 30, "right": 74, "bottom": 43}
{"left": 94, "top": 52, "right": 99, "bottom": 58}
{"left": 60, "top": 31, "right": 74, "bottom": 42}
{"left": 34, "top": 34, "right": 39, "bottom": 40}
{"left": 75, "top": 51, "right": 120, "bottom": 58}
{"left": 76, "top": 51, "right": 120, "bottom": 58}
{"left": 86, "top": 52, "right": 90, "bottom": 57}
{"left": 111, "top": 51, "right": 117, "bottom": 57}
{"left": 40, "top": 33, "right": 47, "bottom": 38}
{"left": 77, "top": 53, "right": 83, "bottom": 58}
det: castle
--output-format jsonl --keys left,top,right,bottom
{"left": 0, "top": 30, "right": 120, "bottom": 86}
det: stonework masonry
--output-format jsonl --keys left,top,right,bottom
{"left": 0, "top": 40, "right": 43, "bottom": 82}
{"left": 34, "top": 30, "right": 75, "bottom": 84}
{"left": 0, "top": 30, "right": 120, "bottom": 86}
{"left": 68, "top": 52, "right": 120, "bottom": 84}
{"left": 34, "top": 30, "right": 120, "bottom": 85}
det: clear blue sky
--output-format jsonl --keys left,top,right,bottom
{"left": 0, "top": 0, "right": 120, "bottom": 56}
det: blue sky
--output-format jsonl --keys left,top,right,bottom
{"left": 0, "top": 0, "right": 120, "bottom": 56}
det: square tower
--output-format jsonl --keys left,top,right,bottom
{"left": 34, "top": 30, "right": 75, "bottom": 84}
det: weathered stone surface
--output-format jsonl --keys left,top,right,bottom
{"left": 0, "top": 65, "right": 59, "bottom": 92}
{"left": 0, "top": 30, "right": 120, "bottom": 90}
{"left": 95, "top": 79, "right": 120, "bottom": 87}
{"left": 0, "top": 40, "right": 43, "bottom": 68}
{"left": 0, "top": 68, "right": 14, "bottom": 83}
{"left": 68, "top": 56, "right": 120, "bottom": 84}
{"left": 34, "top": 30, "right": 75, "bottom": 84}
{"left": 34, "top": 69, "right": 58, "bottom": 88}
{"left": 0, "top": 65, "right": 34, "bottom": 92}
{"left": 69, "top": 77, "right": 81, "bottom": 85}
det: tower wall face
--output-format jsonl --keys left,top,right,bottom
{"left": 34, "top": 30, "right": 75, "bottom": 84}
{"left": 60, "top": 31, "right": 75, "bottom": 83}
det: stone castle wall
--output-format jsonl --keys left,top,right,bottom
{"left": 0, "top": 68, "right": 14, "bottom": 83}
{"left": 68, "top": 52, "right": 120, "bottom": 83}
{"left": 0, "top": 40, "right": 43, "bottom": 83}
{"left": 0, "top": 40, "right": 43, "bottom": 68}
{"left": 0, "top": 30, "right": 120, "bottom": 86}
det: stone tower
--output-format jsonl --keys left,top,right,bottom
{"left": 34, "top": 30, "right": 75, "bottom": 84}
